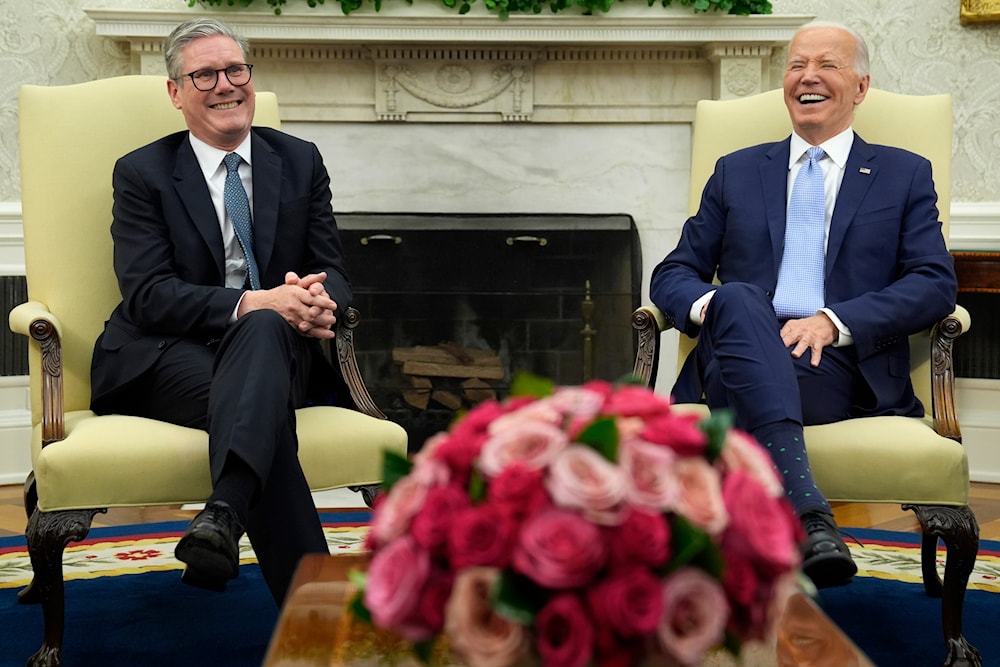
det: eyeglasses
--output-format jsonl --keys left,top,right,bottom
{"left": 180, "top": 64, "right": 254, "bottom": 91}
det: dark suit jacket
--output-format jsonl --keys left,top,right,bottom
{"left": 650, "top": 133, "right": 957, "bottom": 417}
{"left": 91, "top": 127, "right": 352, "bottom": 410}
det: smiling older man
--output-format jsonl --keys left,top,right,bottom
{"left": 649, "top": 20, "right": 957, "bottom": 588}
{"left": 90, "top": 18, "right": 353, "bottom": 605}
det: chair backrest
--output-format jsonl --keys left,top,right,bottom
{"left": 682, "top": 87, "right": 953, "bottom": 409}
{"left": 18, "top": 75, "right": 281, "bottom": 421}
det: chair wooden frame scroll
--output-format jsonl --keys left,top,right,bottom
{"left": 11, "top": 75, "right": 408, "bottom": 667}
{"left": 631, "top": 88, "right": 980, "bottom": 667}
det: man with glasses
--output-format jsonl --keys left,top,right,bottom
{"left": 89, "top": 18, "right": 352, "bottom": 605}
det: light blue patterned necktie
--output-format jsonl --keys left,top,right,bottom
{"left": 223, "top": 152, "right": 260, "bottom": 290}
{"left": 773, "top": 146, "right": 826, "bottom": 319}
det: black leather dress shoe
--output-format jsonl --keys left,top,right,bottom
{"left": 799, "top": 510, "right": 857, "bottom": 589}
{"left": 175, "top": 500, "right": 244, "bottom": 592}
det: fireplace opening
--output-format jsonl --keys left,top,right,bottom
{"left": 338, "top": 213, "right": 641, "bottom": 451}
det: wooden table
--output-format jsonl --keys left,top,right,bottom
{"left": 263, "top": 554, "right": 874, "bottom": 667}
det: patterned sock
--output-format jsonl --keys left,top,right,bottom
{"left": 752, "top": 420, "right": 831, "bottom": 516}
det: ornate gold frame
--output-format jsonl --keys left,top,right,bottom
{"left": 961, "top": 0, "right": 1000, "bottom": 24}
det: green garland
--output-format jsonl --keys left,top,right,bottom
{"left": 191, "top": 0, "right": 772, "bottom": 20}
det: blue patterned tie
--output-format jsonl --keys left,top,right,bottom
{"left": 223, "top": 152, "right": 260, "bottom": 290}
{"left": 773, "top": 146, "right": 826, "bottom": 319}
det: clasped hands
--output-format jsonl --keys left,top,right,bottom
{"left": 237, "top": 271, "right": 338, "bottom": 339}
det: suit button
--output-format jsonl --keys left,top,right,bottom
{"left": 157, "top": 340, "right": 167, "bottom": 350}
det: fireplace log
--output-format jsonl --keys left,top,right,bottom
{"left": 461, "top": 378, "right": 497, "bottom": 404}
{"left": 431, "top": 390, "right": 463, "bottom": 410}
{"left": 402, "top": 376, "right": 432, "bottom": 410}
{"left": 393, "top": 345, "right": 503, "bottom": 380}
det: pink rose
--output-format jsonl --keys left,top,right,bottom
{"left": 396, "top": 566, "right": 455, "bottom": 642}
{"left": 656, "top": 568, "right": 730, "bottom": 667}
{"left": 448, "top": 503, "right": 517, "bottom": 570}
{"left": 369, "top": 475, "right": 429, "bottom": 546}
{"left": 718, "top": 429, "right": 783, "bottom": 498}
{"left": 478, "top": 420, "right": 569, "bottom": 477}
{"left": 487, "top": 462, "right": 550, "bottom": 522}
{"left": 535, "top": 593, "right": 596, "bottom": 667}
{"left": 721, "top": 470, "right": 800, "bottom": 577}
{"left": 672, "top": 457, "right": 729, "bottom": 535}
{"left": 433, "top": 399, "right": 532, "bottom": 480}
{"left": 619, "top": 437, "right": 679, "bottom": 511}
{"left": 445, "top": 567, "right": 532, "bottom": 667}
{"left": 411, "top": 484, "right": 470, "bottom": 556}
{"left": 544, "top": 386, "right": 608, "bottom": 437}
{"left": 586, "top": 567, "right": 664, "bottom": 637}
{"left": 364, "top": 535, "right": 430, "bottom": 631}
{"left": 487, "top": 399, "right": 563, "bottom": 434}
{"left": 546, "top": 445, "right": 627, "bottom": 525}
{"left": 640, "top": 411, "right": 708, "bottom": 458}
{"left": 605, "top": 507, "right": 671, "bottom": 570}
{"left": 602, "top": 385, "right": 673, "bottom": 420}
{"left": 512, "top": 508, "right": 607, "bottom": 589}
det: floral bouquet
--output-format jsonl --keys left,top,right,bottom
{"left": 352, "top": 375, "right": 803, "bottom": 667}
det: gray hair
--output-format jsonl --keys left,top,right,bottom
{"left": 793, "top": 20, "right": 871, "bottom": 78}
{"left": 164, "top": 18, "right": 250, "bottom": 80}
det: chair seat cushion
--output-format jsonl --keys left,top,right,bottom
{"left": 670, "top": 404, "right": 969, "bottom": 505}
{"left": 32, "top": 408, "right": 408, "bottom": 511}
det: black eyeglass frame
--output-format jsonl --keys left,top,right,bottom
{"left": 179, "top": 64, "right": 254, "bottom": 92}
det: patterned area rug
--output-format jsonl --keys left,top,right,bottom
{"left": 1, "top": 522, "right": 997, "bottom": 667}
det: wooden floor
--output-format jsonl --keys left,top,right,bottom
{"left": 2, "top": 481, "right": 1000, "bottom": 541}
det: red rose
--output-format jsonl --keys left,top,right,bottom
{"left": 601, "top": 384, "right": 673, "bottom": 419}
{"left": 535, "top": 593, "right": 595, "bottom": 667}
{"left": 411, "top": 484, "right": 470, "bottom": 556}
{"left": 447, "top": 503, "right": 516, "bottom": 570}
{"left": 606, "top": 507, "right": 671, "bottom": 570}
{"left": 512, "top": 508, "right": 607, "bottom": 589}
{"left": 487, "top": 462, "right": 550, "bottom": 522}
{"left": 640, "top": 411, "right": 708, "bottom": 457}
{"left": 721, "top": 470, "right": 800, "bottom": 577}
{"left": 397, "top": 567, "right": 455, "bottom": 642}
{"left": 364, "top": 536, "right": 430, "bottom": 631}
{"left": 586, "top": 567, "right": 664, "bottom": 637}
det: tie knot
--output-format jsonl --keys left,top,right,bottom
{"left": 806, "top": 146, "right": 825, "bottom": 163}
{"left": 223, "top": 152, "right": 242, "bottom": 174}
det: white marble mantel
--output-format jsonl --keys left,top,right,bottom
{"left": 86, "top": 8, "right": 812, "bottom": 123}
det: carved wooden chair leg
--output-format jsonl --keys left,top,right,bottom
{"left": 904, "top": 504, "right": 981, "bottom": 667}
{"left": 19, "top": 508, "right": 104, "bottom": 667}
{"left": 349, "top": 484, "right": 382, "bottom": 509}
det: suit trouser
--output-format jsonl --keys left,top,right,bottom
{"left": 688, "top": 282, "right": 862, "bottom": 432}
{"left": 126, "top": 309, "right": 329, "bottom": 604}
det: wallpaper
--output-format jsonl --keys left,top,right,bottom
{"left": 0, "top": 0, "right": 998, "bottom": 202}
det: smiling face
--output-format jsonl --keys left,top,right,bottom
{"left": 783, "top": 26, "right": 870, "bottom": 146}
{"left": 167, "top": 34, "right": 255, "bottom": 151}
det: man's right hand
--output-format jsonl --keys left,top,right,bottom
{"left": 237, "top": 271, "right": 338, "bottom": 339}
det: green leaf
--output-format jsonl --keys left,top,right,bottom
{"left": 699, "top": 409, "right": 733, "bottom": 462}
{"left": 492, "top": 571, "right": 544, "bottom": 625}
{"left": 575, "top": 416, "right": 619, "bottom": 462}
{"left": 508, "top": 370, "right": 554, "bottom": 399}
{"left": 468, "top": 467, "right": 487, "bottom": 502}
{"left": 348, "top": 589, "right": 373, "bottom": 625}
{"left": 666, "top": 515, "right": 711, "bottom": 571}
{"left": 381, "top": 448, "right": 414, "bottom": 493}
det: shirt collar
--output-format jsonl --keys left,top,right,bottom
{"left": 188, "top": 132, "right": 253, "bottom": 181}
{"left": 788, "top": 127, "right": 854, "bottom": 170}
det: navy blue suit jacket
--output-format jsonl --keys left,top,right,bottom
{"left": 91, "top": 127, "right": 352, "bottom": 410}
{"left": 650, "top": 133, "right": 957, "bottom": 417}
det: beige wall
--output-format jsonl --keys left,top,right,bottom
{"left": 1, "top": 0, "right": 998, "bottom": 203}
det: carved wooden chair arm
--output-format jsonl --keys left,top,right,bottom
{"left": 9, "top": 301, "right": 65, "bottom": 446}
{"left": 334, "top": 306, "right": 388, "bottom": 420}
{"left": 930, "top": 305, "right": 970, "bottom": 442}
{"left": 630, "top": 305, "right": 672, "bottom": 388}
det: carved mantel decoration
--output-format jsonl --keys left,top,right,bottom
{"left": 85, "top": 8, "right": 812, "bottom": 124}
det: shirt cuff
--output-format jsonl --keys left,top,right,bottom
{"left": 690, "top": 290, "right": 716, "bottom": 326}
{"left": 820, "top": 307, "right": 854, "bottom": 347}
{"left": 231, "top": 291, "right": 248, "bottom": 324}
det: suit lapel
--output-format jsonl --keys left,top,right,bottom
{"left": 173, "top": 138, "right": 226, "bottom": 281}
{"left": 761, "top": 140, "right": 791, "bottom": 279}
{"left": 250, "top": 130, "right": 281, "bottom": 282}
{"left": 826, "top": 135, "right": 877, "bottom": 276}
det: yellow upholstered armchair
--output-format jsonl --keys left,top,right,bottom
{"left": 11, "top": 75, "right": 407, "bottom": 667}
{"left": 632, "top": 89, "right": 979, "bottom": 667}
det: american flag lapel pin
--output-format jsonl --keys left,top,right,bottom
{"left": 859, "top": 167, "right": 872, "bottom": 174}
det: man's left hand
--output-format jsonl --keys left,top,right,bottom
{"left": 780, "top": 313, "right": 839, "bottom": 367}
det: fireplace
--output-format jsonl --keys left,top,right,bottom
{"left": 338, "top": 213, "right": 639, "bottom": 448}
